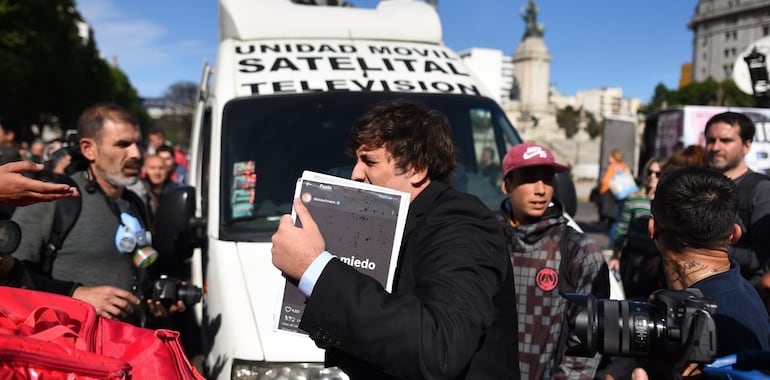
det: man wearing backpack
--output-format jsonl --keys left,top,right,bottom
{"left": 11, "top": 102, "right": 182, "bottom": 324}
{"left": 498, "top": 143, "right": 609, "bottom": 379}
{"left": 705, "top": 112, "right": 770, "bottom": 309}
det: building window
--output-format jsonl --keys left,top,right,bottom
{"left": 726, "top": 32, "right": 731, "bottom": 41}
{"left": 732, "top": 47, "right": 737, "bottom": 56}
{"left": 733, "top": 31, "right": 738, "bottom": 39}
{"left": 764, "top": 25, "right": 770, "bottom": 36}
{"left": 725, "top": 48, "right": 730, "bottom": 57}
{"left": 702, "top": 37, "right": 708, "bottom": 46}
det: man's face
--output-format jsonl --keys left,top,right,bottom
{"left": 91, "top": 120, "right": 142, "bottom": 188}
{"left": 143, "top": 156, "right": 167, "bottom": 186}
{"left": 351, "top": 146, "right": 415, "bottom": 194}
{"left": 503, "top": 166, "right": 555, "bottom": 222}
{"left": 30, "top": 141, "right": 45, "bottom": 156}
{"left": 148, "top": 133, "right": 165, "bottom": 150}
{"left": 157, "top": 151, "right": 175, "bottom": 175}
{"left": 705, "top": 121, "right": 750, "bottom": 172}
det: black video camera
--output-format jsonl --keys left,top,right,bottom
{"left": 61, "top": 129, "right": 89, "bottom": 174}
{"left": 152, "top": 275, "right": 203, "bottom": 307}
{"left": 564, "top": 288, "right": 718, "bottom": 363}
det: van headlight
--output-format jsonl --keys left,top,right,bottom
{"left": 231, "top": 361, "right": 349, "bottom": 380}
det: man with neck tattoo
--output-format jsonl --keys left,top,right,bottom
{"left": 633, "top": 166, "right": 769, "bottom": 379}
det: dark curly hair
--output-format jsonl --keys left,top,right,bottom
{"left": 346, "top": 99, "right": 456, "bottom": 183}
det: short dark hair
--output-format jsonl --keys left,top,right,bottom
{"left": 346, "top": 99, "right": 456, "bottom": 182}
{"left": 155, "top": 144, "right": 174, "bottom": 156}
{"left": 652, "top": 166, "right": 736, "bottom": 251}
{"left": 76, "top": 102, "right": 138, "bottom": 143}
{"left": 704, "top": 112, "right": 755, "bottom": 143}
{"left": 147, "top": 127, "right": 165, "bottom": 137}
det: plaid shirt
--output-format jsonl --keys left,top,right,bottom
{"left": 499, "top": 198, "right": 609, "bottom": 380}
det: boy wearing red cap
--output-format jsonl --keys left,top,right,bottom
{"left": 498, "top": 142, "right": 609, "bottom": 380}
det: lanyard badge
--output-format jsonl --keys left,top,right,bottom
{"left": 114, "top": 212, "right": 158, "bottom": 268}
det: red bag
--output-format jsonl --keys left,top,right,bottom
{"left": 0, "top": 286, "right": 205, "bottom": 379}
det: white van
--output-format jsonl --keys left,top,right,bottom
{"left": 156, "top": 1, "right": 575, "bottom": 379}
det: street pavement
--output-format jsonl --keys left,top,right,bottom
{"left": 575, "top": 199, "right": 611, "bottom": 251}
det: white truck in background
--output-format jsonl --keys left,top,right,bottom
{"left": 154, "top": 1, "right": 575, "bottom": 379}
{"left": 640, "top": 105, "right": 770, "bottom": 174}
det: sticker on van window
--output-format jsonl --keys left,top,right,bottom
{"left": 232, "top": 161, "right": 256, "bottom": 218}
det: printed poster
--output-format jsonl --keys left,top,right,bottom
{"left": 276, "top": 170, "right": 410, "bottom": 334}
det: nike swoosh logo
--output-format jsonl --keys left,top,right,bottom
{"left": 523, "top": 149, "right": 547, "bottom": 160}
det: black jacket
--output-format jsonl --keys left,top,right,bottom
{"left": 300, "top": 181, "right": 520, "bottom": 380}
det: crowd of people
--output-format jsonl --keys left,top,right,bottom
{"left": 1, "top": 101, "right": 769, "bottom": 379}
{"left": 0, "top": 104, "right": 197, "bottom": 357}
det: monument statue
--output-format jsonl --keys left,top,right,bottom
{"left": 521, "top": 0, "right": 544, "bottom": 40}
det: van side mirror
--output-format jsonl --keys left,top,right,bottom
{"left": 154, "top": 186, "right": 204, "bottom": 260}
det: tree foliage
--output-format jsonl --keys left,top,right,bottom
{"left": 164, "top": 81, "right": 198, "bottom": 112}
{"left": 585, "top": 112, "right": 603, "bottom": 139}
{"left": 556, "top": 106, "right": 580, "bottom": 138}
{"left": 556, "top": 105, "right": 602, "bottom": 139}
{"left": 641, "top": 78, "right": 756, "bottom": 114}
{"left": 154, "top": 81, "right": 198, "bottom": 146}
{"left": 0, "top": 0, "right": 147, "bottom": 140}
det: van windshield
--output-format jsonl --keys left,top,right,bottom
{"left": 219, "top": 92, "right": 521, "bottom": 240}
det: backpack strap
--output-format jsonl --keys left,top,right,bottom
{"left": 736, "top": 171, "right": 770, "bottom": 235}
{"left": 122, "top": 188, "right": 152, "bottom": 234}
{"left": 553, "top": 224, "right": 575, "bottom": 372}
{"left": 41, "top": 177, "right": 81, "bottom": 277}
{"left": 558, "top": 225, "right": 575, "bottom": 294}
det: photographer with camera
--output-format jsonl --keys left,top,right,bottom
{"left": 570, "top": 167, "right": 770, "bottom": 380}
{"left": 10, "top": 103, "right": 195, "bottom": 326}
{"left": 649, "top": 167, "right": 768, "bottom": 356}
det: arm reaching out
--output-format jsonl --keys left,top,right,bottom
{"left": 0, "top": 161, "right": 78, "bottom": 206}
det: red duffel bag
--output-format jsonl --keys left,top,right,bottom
{"left": 0, "top": 286, "right": 205, "bottom": 379}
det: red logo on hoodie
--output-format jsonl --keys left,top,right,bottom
{"left": 536, "top": 267, "right": 559, "bottom": 292}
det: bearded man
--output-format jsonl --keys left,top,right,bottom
{"left": 12, "top": 103, "right": 181, "bottom": 325}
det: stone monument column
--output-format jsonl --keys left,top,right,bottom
{"left": 513, "top": 0, "right": 551, "bottom": 115}
{"left": 508, "top": 0, "right": 559, "bottom": 144}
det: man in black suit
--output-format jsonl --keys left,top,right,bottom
{"left": 271, "top": 99, "right": 520, "bottom": 380}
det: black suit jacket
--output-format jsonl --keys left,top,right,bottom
{"left": 299, "top": 181, "right": 520, "bottom": 380}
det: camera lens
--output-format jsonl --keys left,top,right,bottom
{"left": 0, "top": 220, "right": 21, "bottom": 255}
{"left": 599, "top": 299, "right": 665, "bottom": 356}
{"left": 567, "top": 294, "right": 666, "bottom": 358}
{"left": 566, "top": 290, "right": 718, "bottom": 363}
{"left": 177, "top": 284, "right": 203, "bottom": 305}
